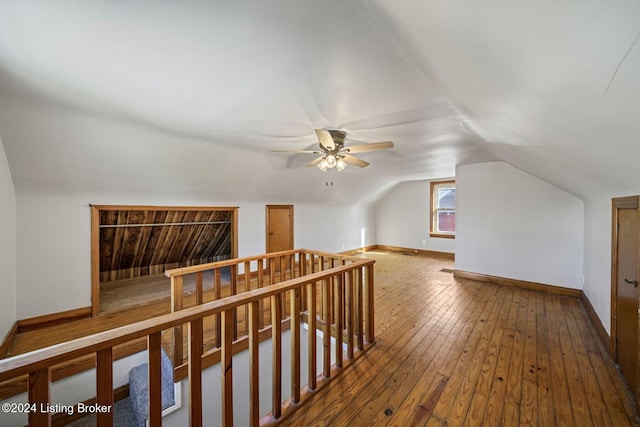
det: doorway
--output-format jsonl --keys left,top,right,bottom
{"left": 266, "top": 205, "right": 294, "bottom": 254}
{"left": 611, "top": 196, "right": 640, "bottom": 402}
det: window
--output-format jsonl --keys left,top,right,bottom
{"left": 430, "top": 180, "right": 455, "bottom": 238}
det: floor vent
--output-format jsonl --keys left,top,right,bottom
{"left": 440, "top": 268, "right": 455, "bottom": 273}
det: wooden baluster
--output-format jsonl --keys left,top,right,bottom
{"left": 244, "top": 261, "right": 252, "bottom": 291}
{"left": 280, "top": 256, "right": 287, "bottom": 320}
{"left": 341, "top": 260, "right": 347, "bottom": 323}
{"left": 257, "top": 259, "right": 265, "bottom": 329}
{"left": 148, "top": 332, "right": 163, "bottom": 427}
{"left": 249, "top": 301, "right": 260, "bottom": 427}
{"left": 335, "top": 273, "right": 343, "bottom": 368}
{"left": 231, "top": 264, "right": 238, "bottom": 340}
{"left": 171, "top": 276, "right": 184, "bottom": 366}
{"left": 269, "top": 258, "right": 276, "bottom": 327}
{"left": 346, "top": 269, "right": 354, "bottom": 359}
{"left": 195, "top": 271, "right": 203, "bottom": 305}
{"left": 356, "top": 267, "right": 364, "bottom": 351}
{"left": 28, "top": 368, "right": 51, "bottom": 427}
{"left": 189, "top": 318, "right": 204, "bottom": 427}
{"left": 365, "top": 264, "right": 375, "bottom": 343}
{"left": 269, "top": 257, "right": 276, "bottom": 285}
{"left": 307, "top": 280, "right": 317, "bottom": 390}
{"left": 280, "top": 255, "right": 286, "bottom": 282}
{"left": 322, "top": 278, "right": 331, "bottom": 378}
{"left": 319, "top": 256, "right": 325, "bottom": 321}
{"left": 329, "top": 258, "right": 335, "bottom": 325}
{"left": 308, "top": 254, "right": 315, "bottom": 317}
{"left": 96, "top": 348, "right": 113, "bottom": 426}
{"left": 244, "top": 261, "right": 251, "bottom": 337}
{"left": 290, "top": 287, "right": 301, "bottom": 403}
{"left": 271, "top": 294, "right": 283, "bottom": 418}
{"left": 221, "top": 309, "right": 234, "bottom": 427}
{"left": 300, "top": 253, "right": 307, "bottom": 312}
{"left": 290, "top": 253, "right": 295, "bottom": 278}
{"left": 215, "top": 268, "right": 222, "bottom": 348}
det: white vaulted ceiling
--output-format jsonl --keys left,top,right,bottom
{"left": 0, "top": 0, "right": 639, "bottom": 202}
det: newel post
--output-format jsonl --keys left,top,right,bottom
{"left": 365, "top": 264, "right": 375, "bottom": 343}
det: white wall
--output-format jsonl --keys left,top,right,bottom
{"left": 456, "top": 162, "right": 584, "bottom": 289}
{"left": 375, "top": 179, "right": 455, "bottom": 254}
{"left": 0, "top": 136, "right": 16, "bottom": 338}
{"left": 582, "top": 193, "right": 623, "bottom": 335}
{"left": 296, "top": 202, "right": 376, "bottom": 253}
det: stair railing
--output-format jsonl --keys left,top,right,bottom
{"left": 0, "top": 249, "right": 375, "bottom": 426}
{"left": 165, "top": 249, "right": 370, "bottom": 376}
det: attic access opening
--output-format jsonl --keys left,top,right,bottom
{"left": 90, "top": 205, "right": 238, "bottom": 316}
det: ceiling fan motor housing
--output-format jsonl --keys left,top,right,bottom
{"left": 328, "top": 130, "right": 347, "bottom": 145}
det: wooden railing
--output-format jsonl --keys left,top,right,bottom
{"left": 166, "top": 249, "right": 371, "bottom": 371}
{"left": 0, "top": 249, "right": 375, "bottom": 426}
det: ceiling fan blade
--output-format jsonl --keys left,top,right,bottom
{"left": 342, "top": 141, "right": 394, "bottom": 154}
{"left": 306, "top": 157, "right": 324, "bottom": 167}
{"left": 342, "top": 155, "right": 370, "bottom": 168}
{"left": 315, "top": 129, "right": 335, "bottom": 150}
{"left": 272, "top": 150, "right": 323, "bottom": 154}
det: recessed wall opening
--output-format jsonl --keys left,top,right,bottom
{"left": 90, "top": 205, "right": 238, "bottom": 316}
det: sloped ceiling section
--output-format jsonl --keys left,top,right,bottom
{"left": 386, "top": 0, "right": 640, "bottom": 198}
{"left": 0, "top": 0, "right": 639, "bottom": 202}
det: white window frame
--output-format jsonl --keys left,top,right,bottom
{"left": 430, "top": 180, "right": 456, "bottom": 239}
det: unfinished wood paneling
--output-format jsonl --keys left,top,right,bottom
{"left": 97, "top": 207, "right": 236, "bottom": 282}
{"left": 91, "top": 205, "right": 238, "bottom": 315}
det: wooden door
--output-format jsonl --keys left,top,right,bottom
{"left": 266, "top": 205, "right": 294, "bottom": 254}
{"left": 612, "top": 196, "right": 640, "bottom": 399}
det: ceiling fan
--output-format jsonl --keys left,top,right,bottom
{"left": 273, "top": 129, "right": 394, "bottom": 172}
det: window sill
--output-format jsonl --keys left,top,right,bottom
{"left": 430, "top": 233, "right": 455, "bottom": 239}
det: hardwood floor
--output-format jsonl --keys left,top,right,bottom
{"left": 285, "top": 251, "right": 639, "bottom": 426}
{"left": 1, "top": 250, "right": 638, "bottom": 426}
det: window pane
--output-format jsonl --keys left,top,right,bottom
{"left": 437, "top": 211, "right": 455, "bottom": 232}
{"left": 437, "top": 188, "right": 456, "bottom": 209}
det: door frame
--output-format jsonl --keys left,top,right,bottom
{"left": 265, "top": 204, "right": 294, "bottom": 253}
{"left": 610, "top": 195, "right": 640, "bottom": 401}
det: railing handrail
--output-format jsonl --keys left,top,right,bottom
{"left": 164, "top": 248, "right": 363, "bottom": 277}
{"left": 299, "top": 248, "right": 365, "bottom": 262}
{"left": 0, "top": 258, "right": 374, "bottom": 382}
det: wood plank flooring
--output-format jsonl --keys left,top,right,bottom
{"left": 1, "top": 250, "right": 638, "bottom": 426}
{"left": 284, "top": 251, "right": 640, "bottom": 426}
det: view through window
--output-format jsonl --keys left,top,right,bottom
{"left": 430, "top": 180, "right": 455, "bottom": 238}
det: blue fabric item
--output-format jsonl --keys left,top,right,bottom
{"left": 69, "top": 350, "right": 174, "bottom": 427}
{"left": 219, "top": 266, "right": 231, "bottom": 282}
{"left": 129, "top": 350, "right": 175, "bottom": 427}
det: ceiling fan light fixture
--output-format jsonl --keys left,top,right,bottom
{"left": 317, "top": 157, "right": 329, "bottom": 172}
{"left": 274, "top": 128, "right": 394, "bottom": 172}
